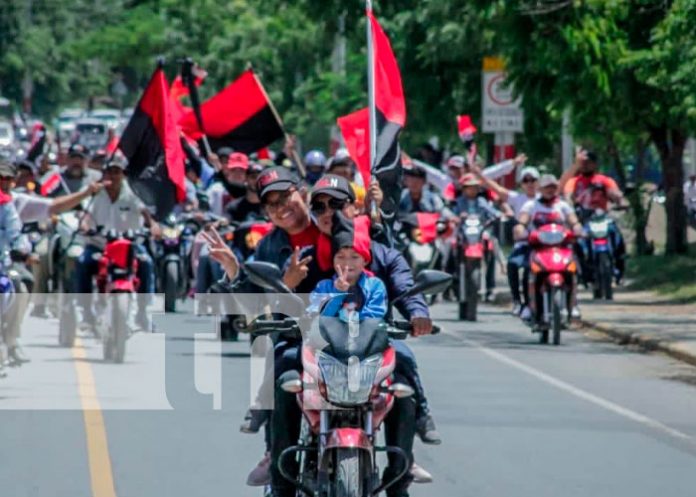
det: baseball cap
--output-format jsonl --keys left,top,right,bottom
{"left": 0, "top": 161, "right": 17, "bottom": 178}
{"left": 403, "top": 162, "right": 427, "bottom": 178}
{"left": 68, "top": 144, "right": 89, "bottom": 158}
{"left": 447, "top": 155, "right": 466, "bottom": 169}
{"left": 459, "top": 173, "right": 480, "bottom": 187}
{"left": 226, "top": 152, "right": 249, "bottom": 170}
{"left": 539, "top": 174, "right": 559, "bottom": 188}
{"left": 256, "top": 166, "right": 299, "bottom": 199}
{"left": 247, "top": 161, "right": 265, "bottom": 175}
{"left": 104, "top": 154, "right": 128, "bottom": 171}
{"left": 311, "top": 174, "right": 356, "bottom": 202}
{"left": 518, "top": 166, "right": 540, "bottom": 181}
{"left": 217, "top": 147, "right": 234, "bottom": 158}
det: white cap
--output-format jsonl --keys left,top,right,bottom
{"left": 518, "top": 166, "right": 540, "bottom": 182}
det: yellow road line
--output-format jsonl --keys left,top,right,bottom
{"left": 72, "top": 337, "right": 117, "bottom": 497}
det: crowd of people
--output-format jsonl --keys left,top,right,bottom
{"left": 0, "top": 124, "right": 638, "bottom": 496}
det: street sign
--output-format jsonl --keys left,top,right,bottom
{"left": 482, "top": 57, "right": 524, "bottom": 133}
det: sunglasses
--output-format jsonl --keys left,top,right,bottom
{"left": 521, "top": 177, "right": 538, "bottom": 183}
{"left": 263, "top": 188, "right": 295, "bottom": 213}
{"left": 310, "top": 197, "right": 347, "bottom": 215}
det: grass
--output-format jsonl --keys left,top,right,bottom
{"left": 626, "top": 243, "right": 696, "bottom": 303}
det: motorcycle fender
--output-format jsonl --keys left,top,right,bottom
{"left": 592, "top": 239, "right": 609, "bottom": 250}
{"left": 464, "top": 244, "right": 484, "bottom": 258}
{"left": 547, "top": 273, "right": 565, "bottom": 288}
{"left": 162, "top": 254, "right": 181, "bottom": 265}
{"left": 326, "top": 428, "right": 373, "bottom": 451}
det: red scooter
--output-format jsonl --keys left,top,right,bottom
{"left": 528, "top": 223, "right": 577, "bottom": 345}
{"left": 244, "top": 262, "right": 451, "bottom": 497}
{"left": 455, "top": 213, "right": 496, "bottom": 321}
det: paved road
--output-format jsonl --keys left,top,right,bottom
{"left": 2, "top": 302, "right": 696, "bottom": 497}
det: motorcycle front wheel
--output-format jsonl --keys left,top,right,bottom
{"left": 110, "top": 293, "right": 129, "bottom": 363}
{"left": 552, "top": 288, "right": 564, "bottom": 346}
{"left": 334, "top": 448, "right": 365, "bottom": 497}
{"left": 164, "top": 260, "right": 179, "bottom": 313}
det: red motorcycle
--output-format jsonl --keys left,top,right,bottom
{"left": 245, "top": 262, "right": 451, "bottom": 497}
{"left": 455, "top": 213, "right": 496, "bottom": 321}
{"left": 95, "top": 230, "right": 143, "bottom": 363}
{"left": 528, "top": 223, "right": 577, "bottom": 345}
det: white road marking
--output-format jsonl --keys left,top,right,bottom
{"left": 443, "top": 329, "right": 693, "bottom": 442}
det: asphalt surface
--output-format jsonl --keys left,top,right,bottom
{"left": 2, "top": 302, "right": 696, "bottom": 497}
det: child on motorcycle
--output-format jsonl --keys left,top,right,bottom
{"left": 309, "top": 214, "right": 387, "bottom": 321}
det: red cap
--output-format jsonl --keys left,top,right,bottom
{"left": 226, "top": 152, "right": 249, "bottom": 170}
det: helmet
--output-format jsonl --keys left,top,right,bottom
{"left": 304, "top": 150, "right": 327, "bottom": 168}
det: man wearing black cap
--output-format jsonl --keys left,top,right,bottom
{"left": 399, "top": 162, "right": 450, "bottom": 215}
{"left": 225, "top": 161, "right": 265, "bottom": 223}
{"left": 50, "top": 144, "right": 101, "bottom": 197}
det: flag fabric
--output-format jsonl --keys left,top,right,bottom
{"left": 118, "top": 65, "right": 186, "bottom": 220}
{"left": 39, "top": 171, "right": 62, "bottom": 197}
{"left": 26, "top": 122, "right": 47, "bottom": 162}
{"left": 457, "top": 115, "right": 477, "bottom": 139}
{"left": 337, "top": 9, "right": 406, "bottom": 216}
{"left": 179, "top": 70, "right": 284, "bottom": 154}
{"left": 171, "top": 66, "right": 206, "bottom": 127}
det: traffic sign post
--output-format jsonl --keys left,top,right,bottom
{"left": 482, "top": 57, "right": 523, "bottom": 188}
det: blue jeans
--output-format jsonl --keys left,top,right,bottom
{"left": 75, "top": 243, "right": 154, "bottom": 319}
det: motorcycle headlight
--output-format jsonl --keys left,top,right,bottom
{"left": 317, "top": 352, "right": 382, "bottom": 405}
{"left": 588, "top": 221, "right": 609, "bottom": 238}
{"left": 162, "top": 227, "right": 181, "bottom": 240}
{"left": 538, "top": 230, "right": 565, "bottom": 246}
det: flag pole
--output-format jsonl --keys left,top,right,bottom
{"left": 366, "top": 0, "right": 379, "bottom": 222}
{"left": 182, "top": 58, "right": 212, "bottom": 157}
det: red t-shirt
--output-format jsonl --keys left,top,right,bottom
{"left": 288, "top": 223, "right": 319, "bottom": 249}
{"left": 564, "top": 174, "right": 618, "bottom": 210}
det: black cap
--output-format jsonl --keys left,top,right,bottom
{"left": 256, "top": 166, "right": 299, "bottom": 199}
{"left": 16, "top": 159, "right": 36, "bottom": 173}
{"left": 247, "top": 161, "right": 265, "bottom": 174}
{"left": 217, "top": 147, "right": 234, "bottom": 158}
{"left": 311, "top": 174, "right": 356, "bottom": 202}
{"left": 403, "top": 162, "right": 426, "bottom": 178}
{"left": 68, "top": 144, "right": 89, "bottom": 158}
{"left": 0, "top": 161, "right": 16, "bottom": 177}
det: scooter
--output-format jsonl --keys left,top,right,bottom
{"left": 244, "top": 262, "right": 451, "bottom": 497}
{"left": 584, "top": 209, "right": 616, "bottom": 300}
{"left": 528, "top": 223, "right": 577, "bottom": 345}
{"left": 455, "top": 213, "right": 496, "bottom": 321}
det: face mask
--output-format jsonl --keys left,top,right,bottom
{"left": 306, "top": 169, "right": 324, "bottom": 186}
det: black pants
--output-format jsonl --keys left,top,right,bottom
{"left": 507, "top": 243, "right": 530, "bottom": 305}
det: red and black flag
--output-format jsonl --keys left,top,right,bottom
{"left": 338, "top": 8, "right": 405, "bottom": 215}
{"left": 179, "top": 70, "right": 284, "bottom": 154}
{"left": 118, "top": 64, "right": 186, "bottom": 220}
{"left": 26, "top": 122, "right": 47, "bottom": 162}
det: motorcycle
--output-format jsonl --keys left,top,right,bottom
{"left": 455, "top": 213, "right": 496, "bottom": 321}
{"left": 152, "top": 213, "right": 197, "bottom": 312}
{"left": 584, "top": 209, "right": 617, "bottom": 300}
{"left": 396, "top": 213, "right": 445, "bottom": 276}
{"left": 244, "top": 262, "right": 451, "bottom": 497}
{"left": 528, "top": 223, "right": 577, "bottom": 345}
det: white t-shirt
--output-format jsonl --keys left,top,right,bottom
{"left": 520, "top": 197, "right": 574, "bottom": 228}
{"left": 508, "top": 191, "right": 538, "bottom": 219}
{"left": 206, "top": 182, "right": 234, "bottom": 217}
{"left": 684, "top": 180, "right": 696, "bottom": 207}
{"left": 12, "top": 191, "right": 52, "bottom": 223}
{"left": 88, "top": 182, "right": 145, "bottom": 233}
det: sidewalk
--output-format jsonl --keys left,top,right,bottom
{"left": 578, "top": 287, "right": 696, "bottom": 366}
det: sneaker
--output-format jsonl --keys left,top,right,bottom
{"left": 416, "top": 414, "right": 442, "bottom": 445}
{"left": 246, "top": 452, "right": 271, "bottom": 487}
{"left": 8, "top": 345, "right": 30, "bottom": 365}
{"left": 240, "top": 409, "right": 268, "bottom": 434}
{"left": 520, "top": 306, "right": 533, "bottom": 323}
{"left": 410, "top": 462, "right": 433, "bottom": 484}
{"left": 571, "top": 306, "right": 582, "bottom": 320}
{"left": 484, "top": 291, "right": 494, "bottom": 303}
{"left": 511, "top": 301, "right": 522, "bottom": 316}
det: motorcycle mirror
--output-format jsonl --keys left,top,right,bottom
{"left": 279, "top": 370, "right": 303, "bottom": 393}
{"left": 244, "top": 261, "right": 292, "bottom": 294}
{"left": 393, "top": 270, "right": 452, "bottom": 304}
{"left": 388, "top": 383, "right": 415, "bottom": 398}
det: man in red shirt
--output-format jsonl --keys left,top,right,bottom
{"left": 560, "top": 148, "right": 628, "bottom": 284}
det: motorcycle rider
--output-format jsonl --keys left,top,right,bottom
{"left": 560, "top": 148, "right": 628, "bottom": 283}
{"left": 452, "top": 173, "right": 503, "bottom": 302}
{"left": 204, "top": 169, "right": 436, "bottom": 495}
{"left": 327, "top": 148, "right": 366, "bottom": 210}
{"left": 304, "top": 149, "right": 328, "bottom": 186}
{"left": 49, "top": 144, "right": 101, "bottom": 197}
{"left": 75, "top": 155, "right": 161, "bottom": 330}
{"left": 473, "top": 165, "right": 541, "bottom": 316}
{"left": 0, "top": 161, "right": 24, "bottom": 371}
{"left": 517, "top": 174, "right": 584, "bottom": 321}
{"left": 205, "top": 149, "right": 248, "bottom": 216}
{"left": 225, "top": 161, "right": 265, "bottom": 223}
{"left": 399, "top": 162, "right": 451, "bottom": 215}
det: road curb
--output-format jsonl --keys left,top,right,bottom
{"left": 580, "top": 319, "right": 696, "bottom": 368}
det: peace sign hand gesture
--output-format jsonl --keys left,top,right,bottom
{"left": 334, "top": 265, "right": 351, "bottom": 292}
{"left": 283, "top": 246, "right": 313, "bottom": 290}
{"left": 200, "top": 227, "right": 240, "bottom": 280}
